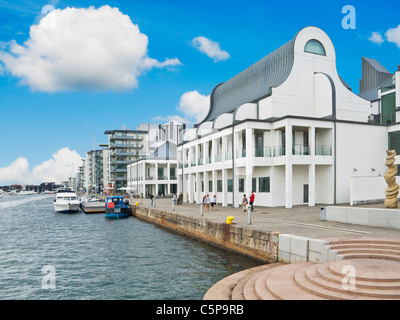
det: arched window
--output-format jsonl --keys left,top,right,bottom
{"left": 304, "top": 39, "right": 326, "bottom": 56}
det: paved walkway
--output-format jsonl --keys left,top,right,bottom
{"left": 134, "top": 198, "right": 400, "bottom": 240}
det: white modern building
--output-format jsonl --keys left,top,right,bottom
{"left": 177, "top": 26, "right": 399, "bottom": 209}
{"left": 127, "top": 120, "right": 185, "bottom": 196}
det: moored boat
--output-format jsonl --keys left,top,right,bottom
{"left": 105, "top": 196, "right": 131, "bottom": 219}
{"left": 53, "top": 187, "right": 80, "bottom": 213}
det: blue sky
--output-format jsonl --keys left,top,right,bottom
{"left": 0, "top": 0, "right": 399, "bottom": 185}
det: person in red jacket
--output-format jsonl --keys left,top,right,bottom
{"left": 249, "top": 191, "right": 255, "bottom": 211}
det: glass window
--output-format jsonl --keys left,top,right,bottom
{"left": 227, "top": 179, "right": 233, "bottom": 192}
{"left": 217, "top": 180, "right": 222, "bottom": 192}
{"left": 304, "top": 39, "right": 326, "bottom": 56}
{"left": 382, "top": 75, "right": 396, "bottom": 93}
{"left": 252, "top": 178, "right": 257, "bottom": 192}
{"left": 259, "top": 177, "right": 270, "bottom": 193}
{"left": 238, "top": 178, "right": 244, "bottom": 192}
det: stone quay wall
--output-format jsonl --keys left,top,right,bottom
{"left": 131, "top": 205, "right": 280, "bottom": 263}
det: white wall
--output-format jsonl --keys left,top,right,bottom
{"left": 335, "top": 122, "right": 388, "bottom": 204}
{"left": 264, "top": 27, "right": 371, "bottom": 124}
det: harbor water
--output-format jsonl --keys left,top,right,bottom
{"left": 0, "top": 194, "right": 261, "bottom": 300}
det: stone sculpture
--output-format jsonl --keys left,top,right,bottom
{"left": 384, "top": 150, "right": 399, "bottom": 208}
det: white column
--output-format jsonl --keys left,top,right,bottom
{"left": 222, "top": 168, "right": 227, "bottom": 207}
{"left": 285, "top": 122, "right": 293, "bottom": 209}
{"left": 308, "top": 126, "right": 316, "bottom": 206}
{"left": 212, "top": 169, "right": 217, "bottom": 196}
{"left": 155, "top": 162, "right": 158, "bottom": 197}
{"left": 188, "top": 173, "right": 193, "bottom": 203}
{"left": 195, "top": 172, "right": 201, "bottom": 204}
{"left": 245, "top": 128, "right": 254, "bottom": 195}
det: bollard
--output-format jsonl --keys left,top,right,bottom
{"left": 226, "top": 216, "right": 235, "bottom": 224}
{"left": 172, "top": 199, "right": 175, "bottom": 211}
{"left": 247, "top": 204, "right": 252, "bottom": 225}
{"left": 200, "top": 204, "right": 204, "bottom": 216}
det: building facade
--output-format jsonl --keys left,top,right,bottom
{"left": 104, "top": 128, "right": 149, "bottom": 191}
{"left": 177, "top": 26, "right": 396, "bottom": 208}
{"left": 127, "top": 121, "right": 185, "bottom": 196}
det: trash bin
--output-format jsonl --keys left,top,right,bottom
{"left": 320, "top": 207, "right": 326, "bottom": 221}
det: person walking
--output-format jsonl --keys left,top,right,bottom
{"left": 206, "top": 194, "right": 211, "bottom": 211}
{"left": 179, "top": 192, "right": 183, "bottom": 205}
{"left": 202, "top": 195, "right": 207, "bottom": 211}
{"left": 242, "top": 194, "right": 248, "bottom": 212}
{"left": 211, "top": 195, "right": 218, "bottom": 211}
{"left": 150, "top": 193, "right": 154, "bottom": 206}
{"left": 249, "top": 191, "right": 255, "bottom": 211}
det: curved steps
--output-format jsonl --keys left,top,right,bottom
{"left": 204, "top": 237, "right": 400, "bottom": 300}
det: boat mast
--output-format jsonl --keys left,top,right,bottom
{"left": 93, "top": 133, "right": 96, "bottom": 196}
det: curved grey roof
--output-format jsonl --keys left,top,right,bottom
{"left": 200, "top": 37, "right": 296, "bottom": 124}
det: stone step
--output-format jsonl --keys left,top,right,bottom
{"left": 238, "top": 263, "right": 282, "bottom": 300}
{"left": 327, "top": 259, "right": 400, "bottom": 283}
{"left": 327, "top": 238, "right": 400, "bottom": 246}
{"left": 335, "top": 248, "right": 400, "bottom": 256}
{"left": 265, "top": 262, "right": 326, "bottom": 300}
{"left": 329, "top": 243, "right": 400, "bottom": 251}
{"left": 303, "top": 261, "right": 400, "bottom": 299}
{"left": 317, "top": 261, "right": 400, "bottom": 290}
{"left": 243, "top": 271, "right": 264, "bottom": 300}
{"left": 294, "top": 263, "right": 359, "bottom": 300}
{"left": 254, "top": 268, "right": 281, "bottom": 300}
{"left": 343, "top": 253, "right": 400, "bottom": 261}
{"left": 203, "top": 267, "right": 256, "bottom": 300}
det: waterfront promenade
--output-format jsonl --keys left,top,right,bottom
{"left": 134, "top": 198, "right": 400, "bottom": 240}
{"left": 134, "top": 198, "right": 400, "bottom": 300}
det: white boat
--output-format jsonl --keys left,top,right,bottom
{"left": 53, "top": 187, "right": 81, "bottom": 213}
{"left": 19, "top": 190, "right": 35, "bottom": 195}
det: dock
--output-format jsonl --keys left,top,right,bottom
{"left": 81, "top": 201, "right": 106, "bottom": 213}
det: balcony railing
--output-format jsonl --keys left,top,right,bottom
{"left": 236, "top": 149, "right": 246, "bottom": 158}
{"left": 225, "top": 152, "right": 233, "bottom": 161}
{"left": 273, "top": 146, "right": 285, "bottom": 157}
{"left": 292, "top": 144, "right": 310, "bottom": 155}
{"left": 214, "top": 154, "right": 222, "bottom": 162}
{"left": 315, "top": 145, "right": 332, "bottom": 156}
{"left": 255, "top": 147, "right": 272, "bottom": 157}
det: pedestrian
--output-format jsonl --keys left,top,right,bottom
{"left": 242, "top": 194, "right": 248, "bottom": 212}
{"left": 211, "top": 195, "right": 218, "bottom": 211}
{"left": 179, "top": 192, "right": 183, "bottom": 205}
{"left": 173, "top": 193, "right": 177, "bottom": 205}
{"left": 249, "top": 191, "right": 255, "bottom": 211}
{"left": 202, "top": 195, "right": 207, "bottom": 211}
{"left": 150, "top": 193, "right": 154, "bottom": 206}
{"left": 206, "top": 194, "right": 211, "bottom": 211}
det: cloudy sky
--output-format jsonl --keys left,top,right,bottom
{"left": 0, "top": 0, "right": 399, "bottom": 185}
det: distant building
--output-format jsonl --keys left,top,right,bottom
{"left": 127, "top": 120, "right": 185, "bottom": 196}
{"left": 104, "top": 128, "right": 149, "bottom": 192}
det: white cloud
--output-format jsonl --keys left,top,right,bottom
{"left": 0, "top": 5, "right": 182, "bottom": 92}
{"left": 386, "top": 25, "right": 400, "bottom": 48}
{"left": 0, "top": 147, "right": 83, "bottom": 185}
{"left": 152, "top": 91, "right": 210, "bottom": 128}
{"left": 178, "top": 91, "right": 210, "bottom": 124}
{"left": 191, "top": 36, "right": 230, "bottom": 62}
{"left": 368, "top": 32, "right": 384, "bottom": 45}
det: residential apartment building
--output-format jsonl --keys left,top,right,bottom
{"left": 104, "top": 128, "right": 149, "bottom": 191}
{"left": 177, "top": 26, "right": 396, "bottom": 209}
